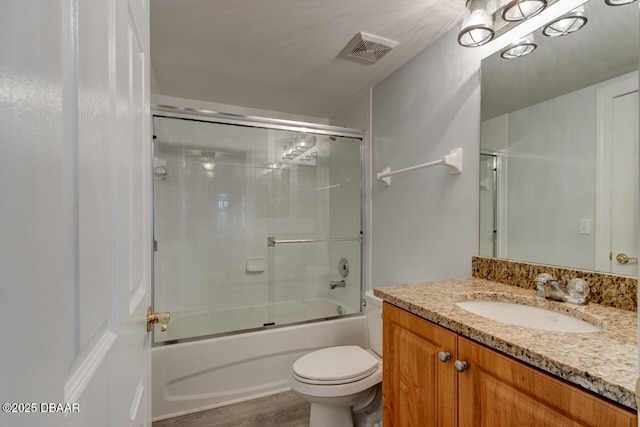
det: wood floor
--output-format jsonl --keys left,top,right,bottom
{"left": 152, "top": 391, "right": 311, "bottom": 427}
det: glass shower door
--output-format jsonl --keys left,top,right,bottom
{"left": 153, "top": 116, "right": 272, "bottom": 343}
{"left": 152, "top": 114, "right": 363, "bottom": 344}
{"left": 266, "top": 130, "right": 363, "bottom": 325}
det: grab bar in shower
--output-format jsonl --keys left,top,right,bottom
{"left": 267, "top": 237, "right": 362, "bottom": 247}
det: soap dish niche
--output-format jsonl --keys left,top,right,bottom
{"left": 246, "top": 257, "right": 266, "bottom": 273}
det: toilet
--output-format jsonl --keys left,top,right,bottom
{"left": 289, "top": 290, "right": 383, "bottom": 427}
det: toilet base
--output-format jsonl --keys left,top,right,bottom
{"left": 309, "top": 403, "right": 354, "bottom": 427}
{"left": 297, "top": 385, "right": 378, "bottom": 427}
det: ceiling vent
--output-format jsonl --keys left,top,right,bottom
{"left": 340, "top": 32, "right": 399, "bottom": 64}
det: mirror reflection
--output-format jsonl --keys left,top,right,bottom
{"left": 480, "top": 0, "right": 639, "bottom": 277}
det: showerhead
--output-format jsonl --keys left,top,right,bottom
{"left": 154, "top": 166, "right": 171, "bottom": 181}
{"left": 154, "top": 157, "right": 171, "bottom": 181}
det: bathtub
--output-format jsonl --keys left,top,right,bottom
{"left": 151, "top": 300, "right": 366, "bottom": 420}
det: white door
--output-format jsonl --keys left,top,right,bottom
{"left": 0, "top": 0, "right": 152, "bottom": 426}
{"left": 610, "top": 90, "right": 639, "bottom": 275}
{"left": 595, "top": 74, "right": 639, "bottom": 276}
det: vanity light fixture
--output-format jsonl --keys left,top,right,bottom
{"left": 542, "top": 6, "right": 587, "bottom": 37}
{"left": 458, "top": 0, "right": 494, "bottom": 47}
{"left": 502, "top": 0, "right": 547, "bottom": 22}
{"left": 605, "top": 0, "right": 636, "bottom": 5}
{"left": 500, "top": 33, "right": 537, "bottom": 59}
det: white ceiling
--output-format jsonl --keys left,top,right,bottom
{"left": 150, "top": 0, "right": 467, "bottom": 119}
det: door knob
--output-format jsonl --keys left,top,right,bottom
{"left": 615, "top": 253, "right": 638, "bottom": 264}
{"left": 147, "top": 306, "right": 170, "bottom": 332}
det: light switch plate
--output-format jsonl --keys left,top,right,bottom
{"left": 579, "top": 218, "right": 592, "bottom": 235}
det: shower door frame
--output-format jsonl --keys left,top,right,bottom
{"left": 152, "top": 104, "right": 365, "bottom": 138}
{"left": 479, "top": 152, "right": 498, "bottom": 258}
{"left": 151, "top": 104, "right": 367, "bottom": 345}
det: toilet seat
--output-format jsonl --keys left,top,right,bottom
{"left": 293, "top": 346, "right": 379, "bottom": 385}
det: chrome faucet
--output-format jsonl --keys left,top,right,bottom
{"left": 535, "top": 274, "right": 589, "bottom": 305}
{"left": 330, "top": 280, "right": 346, "bottom": 289}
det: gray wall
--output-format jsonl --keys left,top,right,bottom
{"left": 504, "top": 84, "right": 595, "bottom": 270}
{"left": 371, "top": 26, "right": 483, "bottom": 286}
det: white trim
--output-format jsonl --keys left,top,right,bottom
{"left": 594, "top": 74, "right": 638, "bottom": 272}
{"left": 496, "top": 148, "right": 508, "bottom": 259}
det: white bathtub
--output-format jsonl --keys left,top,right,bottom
{"left": 151, "top": 303, "right": 366, "bottom": 420}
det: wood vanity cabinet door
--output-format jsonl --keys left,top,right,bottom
{"left": 457, "top": 336, "right": 637, "bottom": 427}
{"left": 382, "top": 303, "right": 457, "bottom": 427}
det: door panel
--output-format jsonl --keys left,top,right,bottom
{"left": 0, "top": 0, "right": 151, "bottom": 426}
{"left": 77, "top": 0, "right": 113, "bottom": 351}
{"left": 595, "top": 75, "right": 639, "bottom": 275}
{"left": 610, "top": 90, "right": 638, "bottom": 276}
{"left": 382, "top": 303, "right": 457, "bottom": 427}
{"left": 458, "top": 337, "right": 636, "bottom": 426}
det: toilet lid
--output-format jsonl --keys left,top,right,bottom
{"left": 293, "top": 346, "right": 379, "bottom": 383}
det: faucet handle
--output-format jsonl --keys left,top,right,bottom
{"left": 535, "top": 273, "right": 555, "bottom": 284}
{"left": 567, "top": 278, "right": 590, "bottom": 299}
{"left": 535, "top": 273, "right": 555, "bottom": 297}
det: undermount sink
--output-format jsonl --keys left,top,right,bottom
{"left": 455, "top": 300, "right": 602, "bottom": 333}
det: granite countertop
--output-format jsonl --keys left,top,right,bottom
{"left": 374, "top": 278, "right": 638, "bottom": 410}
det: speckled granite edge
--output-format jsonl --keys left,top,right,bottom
{"left": 472, "top": 256, "right": 638, "bottom": 312}
{"left": 374, "top": 279, "right": 638, "bottom": 410}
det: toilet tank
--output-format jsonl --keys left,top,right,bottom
{"left": 364, "top": 290, "right": 383, "bottom": 357}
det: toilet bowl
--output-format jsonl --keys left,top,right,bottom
{"left": 289, "top": 290, "right": 383, "bottom": 427}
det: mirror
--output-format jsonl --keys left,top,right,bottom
{"left": 480, "top": 0, "right": 639, "bottom": 277}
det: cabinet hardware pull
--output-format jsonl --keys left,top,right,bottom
{"left": 438, "top": 351, "right": 451, "bottom": 362}
{"left": 454, "top": 360, "right": 468, "bottom": 372}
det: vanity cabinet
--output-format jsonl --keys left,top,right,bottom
{"left": 382, "top": 302, "right": 637, "bottom": 427}
{"left": 382, "top": 301, "right": 458, "bottom": 425}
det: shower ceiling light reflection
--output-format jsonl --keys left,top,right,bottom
{"left": 280, "top": 132, "right": 317, "bottom": 164}
{"left": 201, "top": 157, "right": 216, "bottom": 170}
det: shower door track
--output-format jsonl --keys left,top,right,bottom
{"left": 152, "top": 104, "right": 364, "bottom": 138}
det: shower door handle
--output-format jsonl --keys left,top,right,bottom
{"left": 147, "top": 306, "right": 171, "bottom": 332}
{"left": 267, "top": 236, "right": 362, "bottom": 246}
